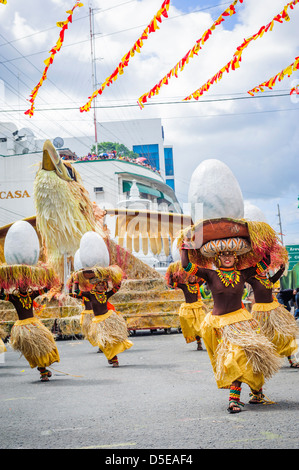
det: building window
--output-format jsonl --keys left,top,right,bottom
{"left": 166, "top": 179, "right": 175, "bottom": 190}
{"left": 132, "top": 144, "right": 160, "bottom": 170}
{"left": 164, "top": 147, "right": 174, "bottom": 176}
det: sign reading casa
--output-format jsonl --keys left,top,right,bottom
{"left": 0, "top": 190, "right": 31, "bottom": 199}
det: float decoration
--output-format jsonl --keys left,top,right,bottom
{"left": 24, "top": 1, "right": 84, "bottom": 117}
{"left": 137, "top": 0, "right": 243, "bottom": 109}
{"left": 80, "top": 0, "right": 170, "bottom": 113}
{"left": 247, "top": 56, "right": 299, "bottom": 96}
{"left": 183, "top": 0, "right": 299, "bottom": 102}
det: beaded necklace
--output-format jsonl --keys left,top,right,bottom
{"left": 216, "top": 267, "right": 241, "bottom": 288}
{"left": 16, "top": 291, "right": 32, "bottom": 310}
{"left": 186, "top": 283, "right": 199, "bottom": 294}
{"left": 255, "top": 274, "right": 273, "bottom": 289}
{"left": 91, "top": 290, "right": 107, "bottom": 303}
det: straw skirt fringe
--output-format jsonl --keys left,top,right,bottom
{"left": 178, "top": 300, "right": 207, "bottom": 343}
{"left": 80, "top": 309, "right": 97, "bottom": 346}
{"left": 252, "top": 300, "right": 299, "bottom": 357}
{"left": 201, "top": 308, "right": 283, "bottom": 390}
{"left": 0, "top": 338, "right": 6, "bottom": 354}
{"left": 89, "top": 310, "right": 133, "bottom": 360}
{"left": 10, "top": 317, "right": 60, "bottom": 368}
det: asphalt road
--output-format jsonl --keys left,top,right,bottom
{"left": 1, "top": 329, "right": 299, "bottom": 452}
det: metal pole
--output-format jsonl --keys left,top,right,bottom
{"left": 89, "top": 4, "right": 98, "bottom": 149}
{"left": 277, "top": 203, "right": 284, "bottom": 246}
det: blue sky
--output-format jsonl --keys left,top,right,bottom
{"left": 0, "top": 0, "right": 298, "bottom": 246}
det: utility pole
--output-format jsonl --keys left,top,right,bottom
{"left": 277, "top": 203, "right": 284, "bottom": 246}
{"left": 89, "top": 2, "right": 98, "bottom": 150}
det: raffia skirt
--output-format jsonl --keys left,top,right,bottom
{"left": 252, "top": 300, "right": 299, "bottom": 357}
{"left": 80, "top": 309, "right": 97, "bottom": 346}
{"left": 0, "top": 338, "right": 6, "bottom": 354}
{"left": 179, "top": 300, "right": 207, "bottom": 343}
{"left": 10, "top": 317, "right": 60, "bottom": 368}
{"left": 89, "top": 310, "right": 133, "bottom": 360}
{"left": 201, "top": 308, "right": 283, "bottom": 390}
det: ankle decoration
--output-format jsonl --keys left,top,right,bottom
{"left": 229, "top": 386, "right": 242, "bottom": 403}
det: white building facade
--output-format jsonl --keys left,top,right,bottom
{"left": 0, "top": 118, "right": 179, "bottom": 228}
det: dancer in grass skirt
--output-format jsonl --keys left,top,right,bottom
{"left": 247, "top": 263, "right": 299, "bottom": 378}
{"left": 178, "top": 218, "right": 287, "bottom": 413}
{"left": 68, "top": 265, "right": 133, "bottom": 367}
{"left": 0, "top": 281, "right": 60, "bottom": 382}
{"left": 165, "top": 261, "right": 207, "bottom": 350}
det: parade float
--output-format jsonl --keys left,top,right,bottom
{"left": 0, "top": 140, "right": 187, "bottom": 337}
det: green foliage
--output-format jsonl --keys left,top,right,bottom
{"left": 91, "top": 142, "right": 139, "bottom": 159}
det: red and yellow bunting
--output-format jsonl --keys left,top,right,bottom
{"left": 183, "top": 0, "right": 299, "bottom": 102}
{"left": 290, "top": 83, "right": 299, "bottom": 94}
{"left": 80, "top": 0, "right": 170, "bottom": 113}
{"left": 25, "top": 1, "right": 84, "bottom": 118}
{"left": 0, "top": 0, "right": 7, "bottom": 4}
{"left": 137, "top": 0, "right": 244, "bottom": 109}
{"left": 248, "top": 56, "right": 299, "bottom": 95}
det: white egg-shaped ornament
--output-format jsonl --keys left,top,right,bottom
{"left": 4, "top": 220, "right": 40, "bottom": 265}
{"left": 244, "top": 201, "right": 267, "bottom": 223}
{"left": 188, "top": 159, "right": 244, "bottom": 222}
{"left": 73, "top": 249, "right": 83, "bottom": 271}
{"left": 79, "top": 231, "right": 110, "bottom": 268}
{"left": 171, "top": 238, "right": 180, "bottom": 262}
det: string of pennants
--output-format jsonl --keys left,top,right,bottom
{"left": 181, "top": 0, "right": 299, "bottom": 103}
{"left": 137, "top": 0, "right": 244, "bottom": 109}
{"left": 24, "top": 1, "right": 84, "bottom": 117}
{"left": 247, "top": 55, "right": 299, "bottom": 96}
{"left": 16, "top": 0, "right": 299, "bottom": 117}
{"left": 80, "top": 0, "right": 171, "bottom": 113}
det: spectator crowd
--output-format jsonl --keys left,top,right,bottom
{"left": 61, "top": 149, "right": 161, "bottom": 175}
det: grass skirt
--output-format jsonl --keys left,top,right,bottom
{"left": 0, "top": 325, "right": 7, "bottom": 340}
{"left": 80, "top": 309, "right": 97, "bottom": 346}
{"left": 89, "top": 310, "right": 133, "bottom": 360}
{"left": 0, "top": 338, "right": 6, "bottom": 354}
{"left": 178, "top": 300, "right": 207, "bottom": 343}
{"left": 201, "top": 308, "right": 283, "bottom": 390}
{"left": 10, "top": 317, "right": 60, "bottom": 368}
{"left": 252, "top": 300, "right": 299, "bottom": 357}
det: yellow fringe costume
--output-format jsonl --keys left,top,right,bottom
{"left": 0, "top": 326, "right": 6, "bottom": 353}
{"left": 80, "top": 305, "right": 97, "bottom": 347}
{"left": 88, "top": 310, "right": 133, "bottom": 361}
{"left": 0, "top": 339, "right": 6, "bottom": 354}
{"left": 201, "top": 308, "right": 283, "bottom": 391}
{"left": 252, "top": 300, "right": 299, "bottom": 357}
{"left": 9, "top": 317, "right": 60, "bottom": 368}
{"left": 179, "top": 300, "right": 207, "bottom": 343}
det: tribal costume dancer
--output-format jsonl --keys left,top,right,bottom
{"left": 68, "top": 266, "right": 133, "bottom": 367}
{"left": 0, "top": 325, "right": 7, "bottom": 355}
{"left": 248, "top": 264, "right": 299, "bottom": 374}
{"left": 166, "top": 261, "right": 207, "bottom": 350}
{"left": 180, "top": 234, "right": 282, "bottom": 414}
{"left": 0, "top": 286, "right": 60, "bottom": 381}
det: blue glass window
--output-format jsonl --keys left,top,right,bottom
{"left": 164, "top": 147, "right": 174, "bottom": 176}
{"left": 166, "top": 178, "right": 175, "bottom": 190}
{"left": 133, "top": 144, "right": 160, "bottom": 170}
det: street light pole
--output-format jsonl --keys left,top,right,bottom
{"left": 277, "top": 203, "right": 284, "bottom": 246}
{"left": 89, "top": 3, "right": 98, "bottom": 150}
